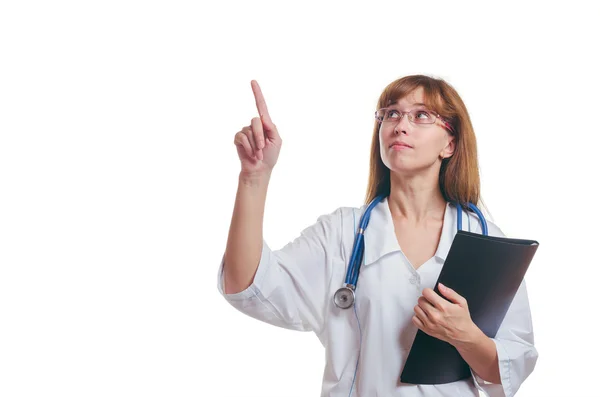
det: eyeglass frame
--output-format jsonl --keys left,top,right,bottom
{"left": 374, "top": 107, "right": 456, "bottom": 134}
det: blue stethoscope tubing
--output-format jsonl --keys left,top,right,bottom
{"left": 333, "top": 194, "right": 489, "bottom": 309}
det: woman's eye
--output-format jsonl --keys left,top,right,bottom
{"left": 387, "top": 110, "right": 400, "bottom": 118}
{"left": 416, "top": 111, "right": 431, "bottom": 119}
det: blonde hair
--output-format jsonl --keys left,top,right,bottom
{"left": 365, "top": 74, "right": 490, "bottom": 217}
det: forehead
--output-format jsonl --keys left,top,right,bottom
{"left": 388, "top": 87, "right": 428, "bottom": 108}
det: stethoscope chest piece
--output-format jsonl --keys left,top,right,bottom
{"left": 334, "top": 285, "right": 355, "bottom": 309}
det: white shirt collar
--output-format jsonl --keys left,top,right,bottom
{"left": 363, "top": 197, "right": 456, "bottom": 266}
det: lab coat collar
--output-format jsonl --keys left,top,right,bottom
{"left": 362, "top": 197, "right": 456, "bottom": 266}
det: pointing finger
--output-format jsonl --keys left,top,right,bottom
{"left": 251, "top": 80, "right": 275, "bottom": 131}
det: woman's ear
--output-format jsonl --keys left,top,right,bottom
{"left": 443, "top": 134, "right": 456, "bottom": 158}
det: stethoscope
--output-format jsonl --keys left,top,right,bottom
{"left": 333, "top": 194, "right": 489, "bottom": 309}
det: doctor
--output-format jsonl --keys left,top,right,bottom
{"left": 218, "top": 75, "right": 538, "bottom": 397}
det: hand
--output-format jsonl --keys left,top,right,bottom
{"left": 233, "top": 80, "right": 282, "bottom": 177}
{"left": 412, "top": 283, "right": 479, "bottom": 347}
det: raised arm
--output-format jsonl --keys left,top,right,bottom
{"left": 223, "top": 80, "right": 282, "bottom": 294}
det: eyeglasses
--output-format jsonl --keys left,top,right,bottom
{"left": 374, "top": 107, "right": 455, "bottom": 133}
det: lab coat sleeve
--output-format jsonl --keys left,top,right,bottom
{"left": 470, "top": 221, "right": 539, "bottom": 397}
{"left": 216, "top": 207, "right": 344, "bottom": 335}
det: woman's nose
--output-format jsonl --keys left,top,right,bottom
{"left": 394, "top": 117, "right": 410, "bottom": 134}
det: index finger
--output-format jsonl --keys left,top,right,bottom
{"left": 251, "top": 80, "right": 274, "bottom": 128}
{"left": 422, "top": 288, "right": 447, "bottom": 310}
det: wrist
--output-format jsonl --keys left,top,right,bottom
{"left": 239, "top": 170, "right": 271, "bottom": 188}
{"left": 453, "top": 322, "right": 486, "bottom": 352}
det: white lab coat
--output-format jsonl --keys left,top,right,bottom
{"left": 217, "top": 197, "right": 538, "bottom": 397}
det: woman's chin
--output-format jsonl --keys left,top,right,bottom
{"left": 385, "top": 160, "right": 433, "bottom": 175}
{"left": 387, "top": 164, "right": 414, "bottom": 174}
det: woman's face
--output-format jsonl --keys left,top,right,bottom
{"left": 379, "top": 87, "right": 455, "bottom": 175}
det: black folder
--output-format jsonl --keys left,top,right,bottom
{"left": 400, "top": 230, "right": 539, "bottom": 384}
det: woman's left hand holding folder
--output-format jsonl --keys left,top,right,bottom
{"left": 412, "top": 283, "right": 482, "bottom": 347}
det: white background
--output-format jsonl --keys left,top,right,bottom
{"left": 1, "top": 1, "right": 599, "bottom": 396}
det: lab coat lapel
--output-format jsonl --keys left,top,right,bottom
{"left": 363, "top": 197, "right": 401, "bottom": 266}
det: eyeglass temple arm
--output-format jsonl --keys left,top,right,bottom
{"left": 439, "top": 118, "right": 455, "bottom": 134}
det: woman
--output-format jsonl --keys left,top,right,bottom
{"left": 217, "top": 75, "right": 538, "bottom": 396}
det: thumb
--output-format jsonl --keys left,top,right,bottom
{"left": 438, "top": 283, "right": 467, "bottom": 306}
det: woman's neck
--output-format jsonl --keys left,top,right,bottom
{"left": 387, "top": 174, "right": 446, "bottom": 223}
